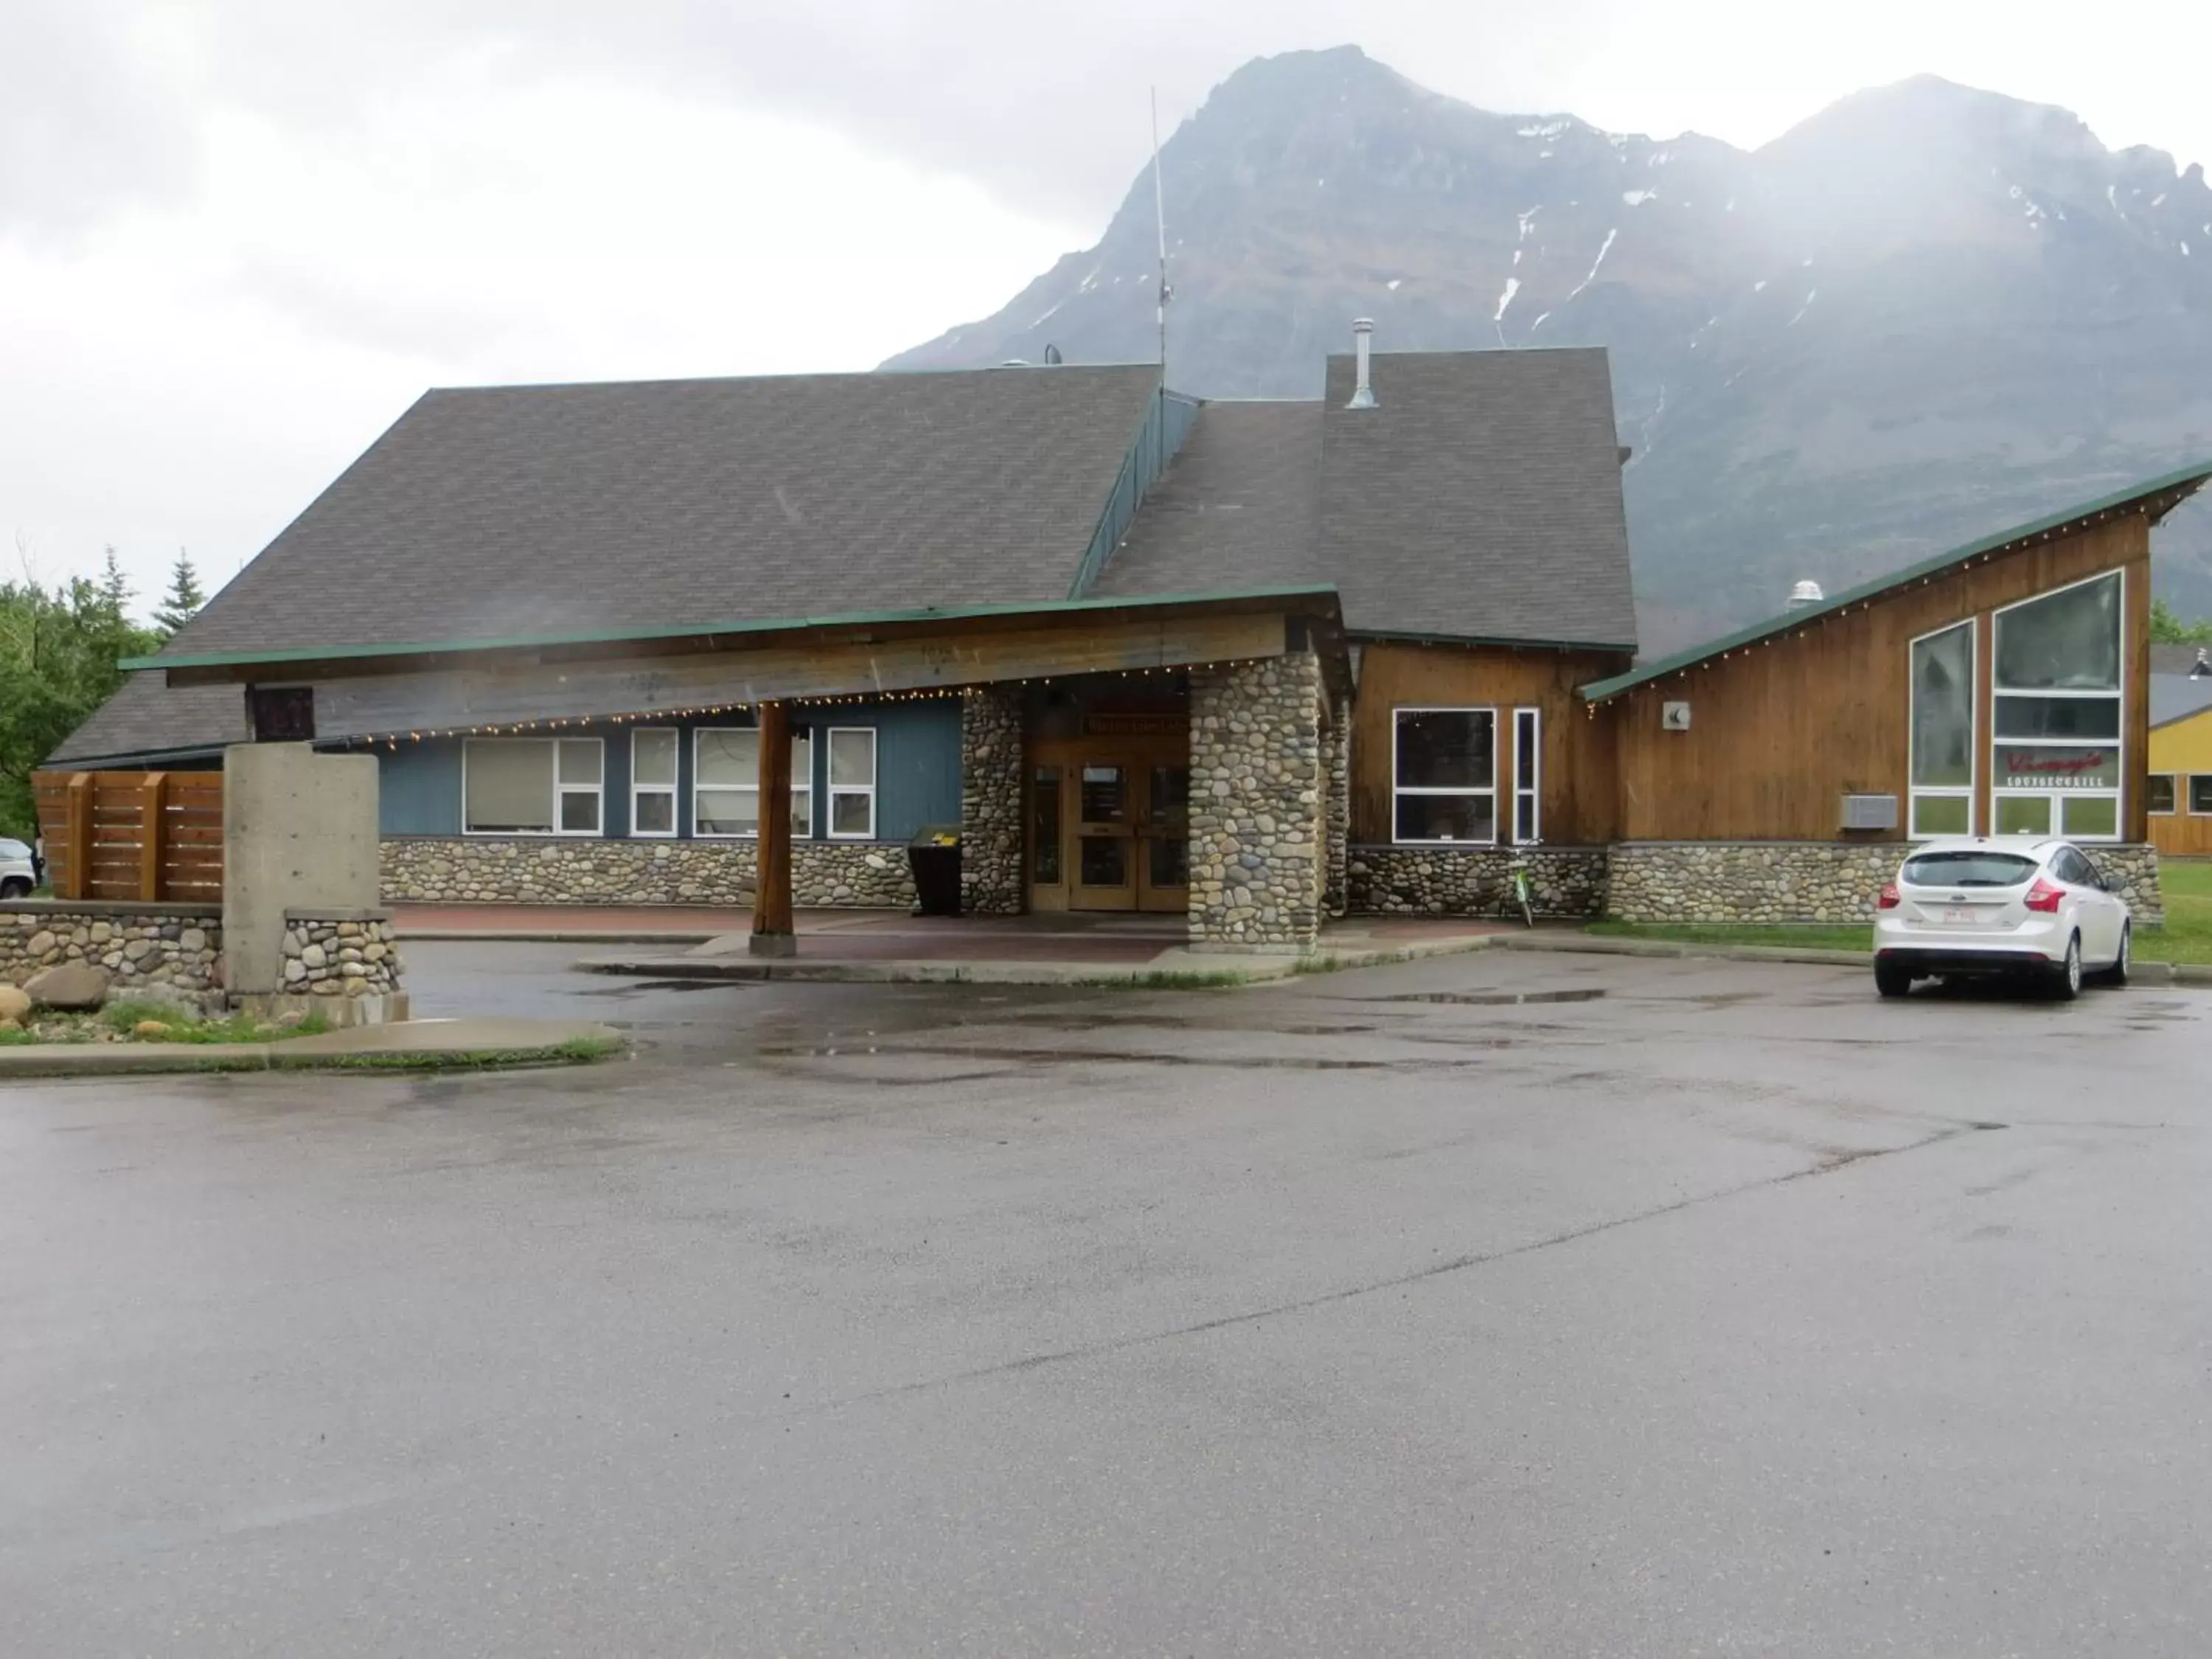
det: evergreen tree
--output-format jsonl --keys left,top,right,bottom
{"left": 154, "top": 550, "right": 208, "bottom": 637}
{"left": 97, "top": 547, "right": 131, "bottom": 620}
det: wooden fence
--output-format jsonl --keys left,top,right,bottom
{"left": 29, "top": 771, "right": 223, "bottom": 903}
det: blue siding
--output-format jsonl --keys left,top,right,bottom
{"left": 374, "top": 700, "right": 963, "bottom": 844}
{"left": 810, "top": 698, "right": 961, "bottom": 841}
{"left": 380, "top": 738, "right": 463, "bottom": 833}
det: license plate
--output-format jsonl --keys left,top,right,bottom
{"left": 1941, "top": 907, "right": 1982, "bottom": 925}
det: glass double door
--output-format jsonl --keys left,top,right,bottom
{"left": 1032, "top": 738, "right": 1189, "bottom": 912}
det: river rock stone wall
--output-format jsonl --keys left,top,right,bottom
{"left": 1322, "top": 693, "right": 1351, "bottom": 919}
{"left": 281, "top": 912, "right": 402, "bottom": 996}
{"left": 961, "top": 685, "right": 1024, "bottom": 916}
{"left": 379, "top": 837, "right": 914, "bottom": 908}
{"left": 2086, "top": 843, "right": 2163, "bottom": 925}
{"left": 0, "top": 902, "right": 223, "bottom": 993}
{"left": 1188, "top": 653, "right": 1325, "bottom": 953}
{"left": 1606, "top": 842, "right": 1895, "bottom": 923}
{"left": 1347, "top": 846, "right": 1609, "bottom": 919}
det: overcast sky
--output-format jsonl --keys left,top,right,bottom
{"left": 7, "top": 1, "right": 2211, "bottom": 614}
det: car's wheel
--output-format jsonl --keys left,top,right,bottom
{"left": 1874, "top": 959, "right": 1913, "bottom": 999}
{"left": 2089, "top": 922, "right": 2131, "bottom": 988}
{"left": 0, "top": 877, "right": 29, "bottom": 900}
{"left": 2048, "top": 932, "right": 2083, "bottom": 1001}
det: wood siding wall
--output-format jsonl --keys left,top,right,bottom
{"left": 2148, "top": 706, "right": 2212, "bottom": 856}
{"left": 1605, "top": 519, "right": 2152, "bottom": 843}
{"left": 1349, "top": 642, "right": 1630, "bottom": 845}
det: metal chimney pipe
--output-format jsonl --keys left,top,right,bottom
{"left": 1346, "top": 319, "right": 1377, "bottom": 410}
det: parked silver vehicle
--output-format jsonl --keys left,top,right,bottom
{"left": 1873, "top": 835, "right": 2131, "bottom": 1001}
{"left": 0, "top": 837, "right": 36, "bottom": 900}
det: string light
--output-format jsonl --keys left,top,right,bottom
{"left": 327, "top": 657, "right": 1260, "bottom": 750}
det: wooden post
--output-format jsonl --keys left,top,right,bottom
{"left": 139, "top": 773, "right": 167, "bottom": 902}
{"left": 64, "top": 773, "right": 92, "bottom": 901}
{"left": 749, "top": 703, "right": 797, "bottom": 956}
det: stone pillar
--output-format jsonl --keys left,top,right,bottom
{"left": 1188, "top": 653, "right": 1325, "bottom": 953}
{"left": 960, "top": 684, "right": 1024, "bottom": 915}
{"left": 1322, "top": 690, "right": 1351, "bottom": 919}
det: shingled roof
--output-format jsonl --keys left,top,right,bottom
{"left": 1318, "top": 347, "right": 1637, "bottom": 646}
{"left": 159, "top": 364, "right": 1166, "bottom": 659}
{"left": 1096, "top": 348, "right": 1638, "bottom": 648}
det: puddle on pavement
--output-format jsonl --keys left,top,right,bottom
{"left": 987, "top": 1013, "right": 1379, "bottom": 1037}
{"left": 578, "top": 980, "right": 745, "bottom": 996}
{"left": 1366, "top": 988, "right": 1607, "bottom": 1006}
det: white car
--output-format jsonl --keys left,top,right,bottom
{"left": 1873, "top": 835, "right": 2132, "bottom": 1001}
{"left": 0, "top": 837, "right": 35, "bottom": 900}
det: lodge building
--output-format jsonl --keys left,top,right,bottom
{"left": 54, "top": 330, "right": 2211, "bottom": 946}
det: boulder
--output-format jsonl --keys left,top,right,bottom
{"left": 26, "top": 962, "right": 111, "bottom": 1011}
{"left": 0, "top": 984, "right": 29, "bottom": 1023}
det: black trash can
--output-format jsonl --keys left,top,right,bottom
{"left": 908, "top": 824, "right": 963, "bottom": 917}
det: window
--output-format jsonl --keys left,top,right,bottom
{"left": 1992, "top": 572, "right": 2123, "bottom": 841}
{"left": 1909, "top": 620, "right": 1975, "bottom": 838}
{"left": 1511, "top": 707, "right": 1540, "bottom": 844}
{"left": 2148, "top": 774, "right": 2177, "bottom": 815}
{"left": 1394, "top": 709, "right": 1495, "bottom": 844}
{"left": 694, "top": 727, "right": 811, "bottom": 838}
{"left": 824, "top": 728, "right": 877, "bottom": 838}
{"left": 1902, "top": 849, "right": 2037, "bottom": 888}
{"left": 2193, "top": 776, "right": 2212, "bottom": 815}
{"left": 630, "top": 728, "right": 677, "bottom": 837}
{"left": 463, "top": 737, "right": 603, "bottom": 835}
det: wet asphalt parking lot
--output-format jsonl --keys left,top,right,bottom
{"left": 4, "top": 941, "right": 2211, "bottom": 1657}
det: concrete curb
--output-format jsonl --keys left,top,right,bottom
{"left": 0, "top": 1018, "right": 626, "bottom": 1080}
{"left": 398, "top": 929, "right": 723, "bottom": 945}
{"left": 1495, "top": 931, "right": 2212, "bottom": 982}
{"left": 577, "top": 933, "right": 1503, "bottom": 987}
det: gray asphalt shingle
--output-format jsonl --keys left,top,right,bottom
{"left": 162, "top": 364, "right": 1165, "bottom": 657}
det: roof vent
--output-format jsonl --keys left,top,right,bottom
{"left": 1786, "top": 579, "right": 1824, "bottom": 611}
{"left": 1346, "top": 319, "right": 1378, "bottom": 410}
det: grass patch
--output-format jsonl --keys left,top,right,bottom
{"left": 295, "top": 1035, "right": 626, "bottom": 1071}
{"left": 1584, "top": 861, "right": 2212, "bottom": 965}
{"left": 98, "top": 999, "right": 331, "bottom": 1044}
{"left": 1084, "top": 969, "right": 1249, "bottom": 990}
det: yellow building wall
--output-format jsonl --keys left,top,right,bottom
{"left": 2147, "top": 707, "right": 2212, "bottom": 855}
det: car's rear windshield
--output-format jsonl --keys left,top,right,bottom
{"left": 1901, "top": 851, "right": 2039, "bottom": 888}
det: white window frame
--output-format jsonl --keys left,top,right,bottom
{"left": 460, "top": 736, "right": 604, "bottom": 838}
{"left": 2148, "top": 773, "right": 2178, "bottom": 816}
{"left": 692, "top": 726, "right": 812, "bottom": 840}
{"left": 1989, "top": 569, "right": 2125, "bottom": 844}
{"left": 824, "top": 727, "right": 877, "bottom": 841}
{"left": 1511, "top": 706, "right": 1541, "bottom": 844}
{"left": 1907, "top": 617, "right": 1978, "bottom": 840}
{"left": 1391, "top": 706, "right": 1499, "bottom": 846}
{"left": 629, "top": 727, "right": 678, "bottom": 839}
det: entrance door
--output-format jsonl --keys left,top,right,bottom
{"left": 1059, "top": 748, "right": 1190, "bottom": 913}
{"left": 1071, "top": 759, "right": 1137, "bottom": 908}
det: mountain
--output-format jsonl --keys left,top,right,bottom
{"left": 886, "top": 47, "right": 2212, "bottom": 650}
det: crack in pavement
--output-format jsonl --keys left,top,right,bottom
{"left": 804, "top": 1119, "right": 1991, "bottom": 1416}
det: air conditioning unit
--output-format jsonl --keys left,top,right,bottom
{"left": 1840, "top": 793, "right": 1899, "bottom": 831}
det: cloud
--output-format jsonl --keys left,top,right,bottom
{"left": 0, "top": 4, "right": 200, "bottom": 237}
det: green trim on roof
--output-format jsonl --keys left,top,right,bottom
{"left": 124, "top": 584, "right": 1342, "bottom": 674}
{"left": 1579, "top": 459, "right": 2212, "bottom": 703}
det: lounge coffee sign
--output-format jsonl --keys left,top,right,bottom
{"left": 2000, "top": 746, "right": 2118, "bottom": 790}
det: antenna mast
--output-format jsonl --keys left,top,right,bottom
{"left": 1151, "top": 86, "right": 1170, "bottom": 380}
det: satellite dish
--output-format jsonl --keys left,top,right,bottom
{"left": 1043, "top": 344, "right": 1063, "bottom": 364}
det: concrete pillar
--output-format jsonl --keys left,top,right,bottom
{"left": 1322, "top": 690, "right": 1351, "bottom": 919}
{"left": 222, "top": 744, "right": 380, "bottom": 996}
{"left": 1186, "top": 653, "right": 1325, "bottom": 953}
{"left": 959, "top": 685, "right": 1024, "bottom": 915}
